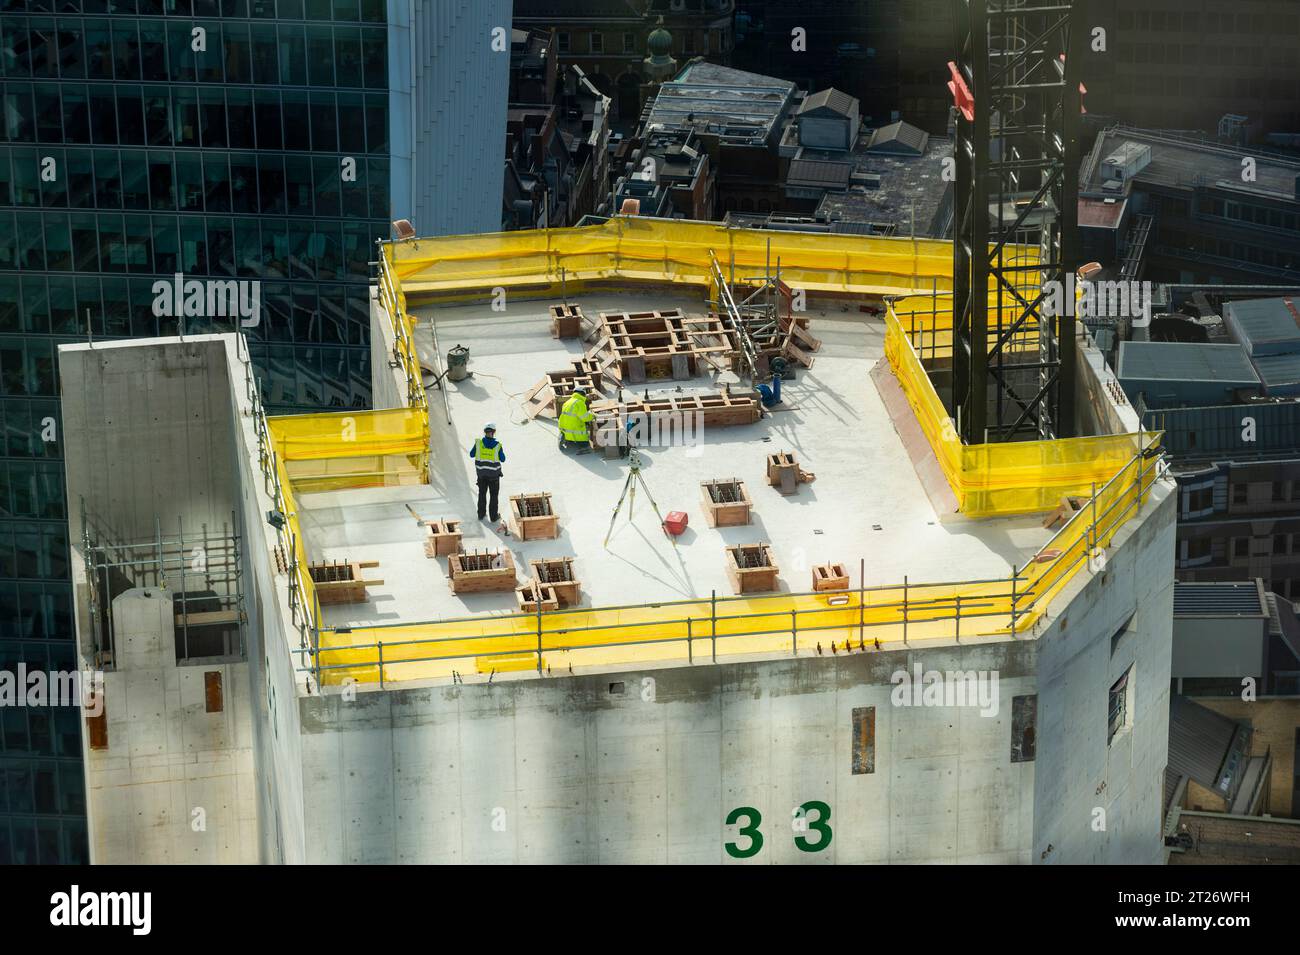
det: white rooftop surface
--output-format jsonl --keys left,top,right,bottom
{"left": 296, "top": 290, "right": 1052, "bottom": 630}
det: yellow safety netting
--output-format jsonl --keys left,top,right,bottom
{"left": 268, "top": 408, "right": 429, "bottom": 493}
{"left": 884, "top": 301, "right": 1159, "bottom": 516}
{"left": 385, "top": 217, "right": 964, "bottom": 298}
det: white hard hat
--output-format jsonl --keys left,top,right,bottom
{"left": 484, "top": 422, "right": 496, "bottom": 431}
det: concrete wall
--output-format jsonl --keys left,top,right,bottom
{"left": 86, "top": 590, "right": 258, "bottom": 863}
{"left": 297, "top": 644, "right": 1038, "bottom": 864}
{"left": 60, "top": 338, "right": 262, "bottom": 863}
{"left": 61, "top": 336, "right": 311, "bottom": 864}
{"left": 1172, "top": 617, "right": 1266, "bottom": 679}
{"left": 1031, "top": 482, "right": 1177, "bottom": 864}
{"left": 60, "top": 338, "right": 238, "bottom": 544}
{"left": 369, "top": 290, "right": 407, "bottom": 411}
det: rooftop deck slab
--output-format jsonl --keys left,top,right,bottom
{"left": 298, "top": 290, "right": 1051, "bottom": 635}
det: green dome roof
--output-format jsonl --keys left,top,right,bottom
{"left": 647, "top": 17, "right": 672, "bottom": 57}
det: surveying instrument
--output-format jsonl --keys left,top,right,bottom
{"left": 603, "top": 448, "right": 675, "bottom": 548}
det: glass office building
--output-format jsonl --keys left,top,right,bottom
{"left": 0, "top": 0, "right": 395, "bottom": 862}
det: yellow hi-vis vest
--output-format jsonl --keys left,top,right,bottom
{"left": 473, "top": 437, "right": 502, "bottom": 475}
{"left": 558, "top": 393, "right": 594, "bottom": 442}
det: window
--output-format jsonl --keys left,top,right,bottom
{"left": 1011, "top": 695, "right": 1036, "bottom": 763}
{"left": 1232, "top": 537, "right": 1249, "bottom": 559}
{"left": 1276, "top": 535, "right": 1290, "bottom": 557}
{"left": 557, "top": 32, "right": 569, "bottom": 53}
{"left": 623, "top": 32, "right": 635, "bottom": 53}
{"left": 1233, "top": 483, "right": 1248, "bottom": 505}
{"left": 590, "top": 32, "right": 603, "bottom": 54}
{"left": 1273, "top": 481, "right": 1287, "bottom": 502}
{"left": 1108, "top": 668, "right": 1132, "bottom": 745}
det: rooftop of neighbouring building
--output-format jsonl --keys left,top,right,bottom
{"left": 771, "top": 119, "right": 954, "bottom": 237}
{"left": 645, "top": 62, "right": 796, "bottom": 145}
{"left": 1173, "top": 580, "right": 1268, "bottom": 618}
{"left": 1080, "top": 127, "right": 1300, "bottom": 203}
{"left": 1167, "top": 811, "right": 1300, "bottom": 865}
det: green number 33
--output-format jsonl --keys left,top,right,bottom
{"left": 724, "top": 801, "right": 833, "bottom": 858}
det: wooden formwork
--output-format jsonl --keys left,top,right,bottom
{"left": 529, "top": 557, "right": 581, "bottom": 607}
{"left": 702, "top": 479, "right": 753, "bottom": 528}
{"left": 766, "top": 450, "right": 815, "bottom": 495}
{"left": 725, "top": 543, "right": 779, "bottom": 594}
{"left": 549, "top": 302, "right": 583, "bottom": 339}
{"left": 510, "top": 493, "right": 559, "bottom": 540}
{"left": 587, "top": 309, "right": 736, "bottom": 385}
{"left": 522, "top": 369, "right": 604, "bottom": 420}
{"left": 422, "top": 518, "right": 463, "bottom": 557}
{"left": 308, "top": 560, "right": 384, "bottom": 605}
{"left": 448, "top": 549, "right": 517, "bottom": 594}
{"left": 812, "top": 562, "right": 849, "bottom": 592}
{"left": 590, "top": 390, "right": 760, "bottom": 443}
{"left": 516, "top": 580, "right": 560, "bottom": 613}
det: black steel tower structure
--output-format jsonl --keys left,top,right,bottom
{"left": 949, "top": 0, "right": 1085, "bottom": 442}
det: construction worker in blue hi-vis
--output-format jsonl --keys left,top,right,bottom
{"left": 557, "top": 386, "right": 596, "bottom": 454}
{"left": 469, "top": 423, "right": 505, "bottom": 521}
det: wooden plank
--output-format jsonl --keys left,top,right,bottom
{"left": 175, "top": 610, "right": 241, "bottom": 627}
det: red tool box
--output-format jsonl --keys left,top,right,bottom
{"left": 663, "top": 511, "right": 689, "bottom": 536}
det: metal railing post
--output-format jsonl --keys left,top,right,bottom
{"left": 378, "top": 642, "right": 385, "bottom": 688}
{"left": 859, "top": 557, "right": 866, "bottom": 645}
{"left": 1090, "top": 481, "right": 1098, "bottom": 552}
{"left": 536, "top": 601, "right": 543, "bottom": 675}
{"left": 710, "top": 590, "right": 717, "bottom": 663}
{"left": 901, "top": 574, "right": 908, "bottom": 646}
{"left": 791, "top": 609, "right": 797, "bottom": 655}
{"left": 1009, "top": 563, "right": 1017, "bottom": 638}
{"left": 686, "top": 617, "right": 693, "bottom": 663}
{"left": 955, "top": 594, "right": 961, "bottom": 643}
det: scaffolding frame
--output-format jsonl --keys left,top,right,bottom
{"left": 80, "top": 503, "right": 245, "bottom": 669}
{"left": 951, "top": 0, "right": 1086, "bottom": 442}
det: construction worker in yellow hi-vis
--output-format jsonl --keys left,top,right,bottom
{"left": 557, "top": 386, "right": 595, "bottom": 454}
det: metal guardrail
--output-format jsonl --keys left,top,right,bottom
{"left": 238, "top": 332, "right": 321, "bottom": 666}
{"left": 374, "top": 244, "right": 429, "bottom": 414}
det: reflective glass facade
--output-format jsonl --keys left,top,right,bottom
{"left": 0, "top": 0, "right": 393, "bottom": 861}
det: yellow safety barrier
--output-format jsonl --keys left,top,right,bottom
{"left": 884, "top": 300, "right": 1158, "bottom": 517}
{"left": 269, "top": 408, "right": 429, "bottom": 493}
{"left": 384, "top": 217, "right": 967, "bottom": 299}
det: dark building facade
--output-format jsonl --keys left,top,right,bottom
{"left": 513, "top": 0, "right": 733, "bottom": 127}
{"left": 0, "top": 0, "right": 395, "bottom": 863}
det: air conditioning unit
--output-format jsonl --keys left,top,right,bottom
{"left": 1101, "top": 142, "right": 1152, "bottom": 183}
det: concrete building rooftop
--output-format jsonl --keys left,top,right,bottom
{"left": 297, "top": 288, "right": 1050, "bottom": 637}
{"left": 1081, "top": 127, "right": 1300, "bottom": 201}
